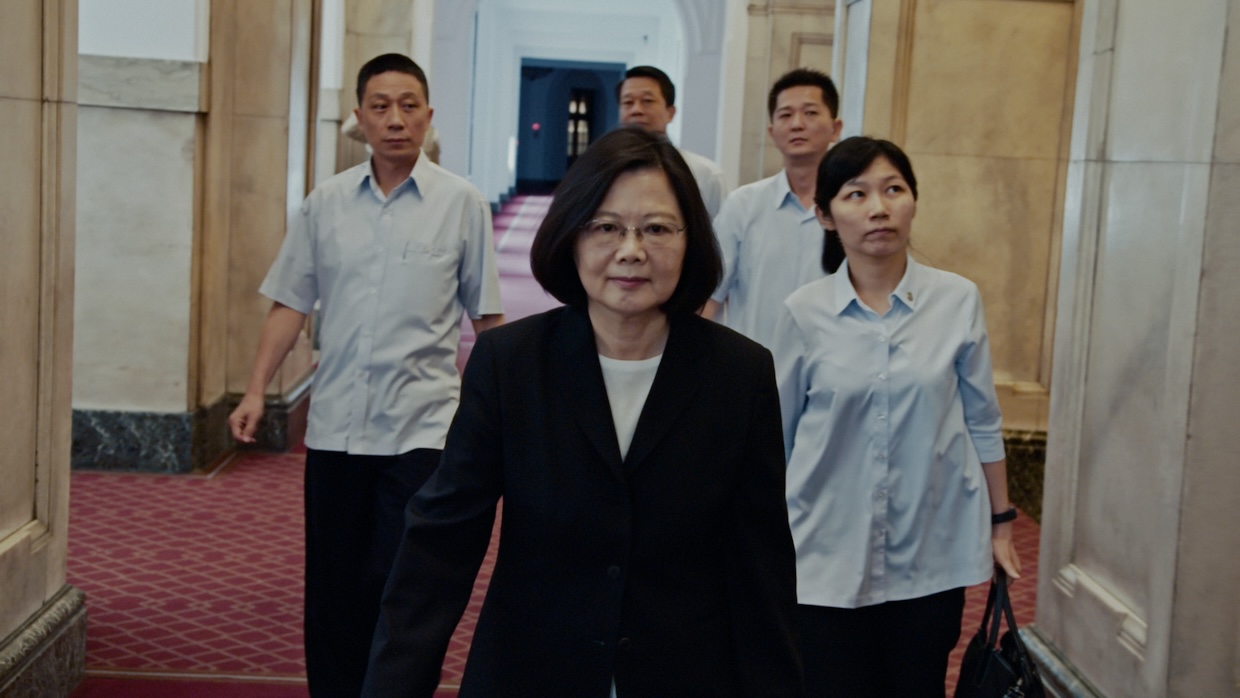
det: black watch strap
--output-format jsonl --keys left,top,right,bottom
{"left": 991, "top": 507, "right": 1017, "bottom": 525}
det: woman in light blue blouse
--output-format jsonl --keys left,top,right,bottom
{"left": 771, "top": 137, "right": 1022, "bottom": 697}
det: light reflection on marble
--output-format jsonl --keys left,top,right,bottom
{"left": 78, "top": 54, "right": 202, "bottom": 112}
{"left": 1075, "top": 160, "right": 1210, "bottom": 619}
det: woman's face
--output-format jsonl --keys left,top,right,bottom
{"left": 817, "top": 155, "right": 916, "bottom": 262}
{"left": 574, "top": 168, "right": 687, "bottom": 325}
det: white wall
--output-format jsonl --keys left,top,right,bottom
{"left": 79, "top": 0, "right": 209, "bottom": 62}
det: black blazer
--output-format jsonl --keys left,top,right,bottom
{"left": 363, "top": 306, "right": 802, "bottom": 697}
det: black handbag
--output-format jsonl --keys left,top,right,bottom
{"left": 954, "top": 569, "right": 1046, "bottom": 698}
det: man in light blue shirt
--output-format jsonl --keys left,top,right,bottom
{"left": 617, "top": 65, "right": 728, "bottom": 218}
{"left": 227, "top": 53, "right": 503, "bottom": 696}
{"left": 703, "top": 68, "right": 842, "bottom": 348}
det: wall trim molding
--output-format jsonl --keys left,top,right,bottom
{"left": 78, "top": 54, "right": 206, "bottom": 113}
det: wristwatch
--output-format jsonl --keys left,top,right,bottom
{"left": 991, "top": 507, "right": 1018, "bottom": 525}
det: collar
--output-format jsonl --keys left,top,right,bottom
{"left": 829, "top": 255, "right": 922, "bottom": 316}
{"left": 356, "top": 151, "right": 427, "bottom": 200}
{"left": 772, "top": 169, "right": 815, "bottom": 217}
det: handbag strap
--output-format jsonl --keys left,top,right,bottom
{"left": 986, "top": 569, "right": 1009, "bottom": 648}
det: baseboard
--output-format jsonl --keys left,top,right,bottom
{"left": 72, "top": 384, "right": 310, "bottom": 472}
{"left": 0, "top": 586, "right": 87, "bottom": 697}
{"left": 1022, "top": 625, "right": 1105, "bottom": 697}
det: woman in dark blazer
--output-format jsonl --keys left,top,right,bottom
{"left": 362, "top": 127, "right": 802, "bottom": 698}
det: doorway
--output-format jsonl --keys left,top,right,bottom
{"left": 515, "top": 58, "right": 624, "bottom": 195}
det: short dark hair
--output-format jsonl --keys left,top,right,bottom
{"left": 356, "top": 53, "right": 429, "bottom": 104}
{"left": 815, "top": 136, "right": 918, "bottom": 273}
{"left": 531, "top": 128, "right": 721, "bottom": 317}
{"left": 767, "top": 68, "right": 839, "bottom": 121}
{"left": 616, "top": 66, "right": 675, "bottom": 107}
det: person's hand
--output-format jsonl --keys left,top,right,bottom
{"left": 228, "top": 394, "right": 266, "bottom": 444}
{"left": 992, "top": 522, "right": 1022, "bottom": 579}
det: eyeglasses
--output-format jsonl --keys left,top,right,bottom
{"left": 579, "top": 218, "right": 685, "bottom": 248}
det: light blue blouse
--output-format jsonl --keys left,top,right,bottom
{"left": 260, "top": 154, "right": 503, "bottom": 456}
{"left": 771, "top": 257, "right": 1004, "bottom": 608}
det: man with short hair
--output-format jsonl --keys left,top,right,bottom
{"left": 228, "top": 53, "right": 503, "bottom": 696}
{"left": 704, "top": 68, "right": 843, "bottom": 348}
{"left": 617, "top": 65, "right": 728, "bottom": 217}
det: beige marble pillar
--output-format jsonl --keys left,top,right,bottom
{"left": 203, "top": 0, "right": 318, "bottom": 452}
{"left": 0, "top": 0, "right": 86, "bottom": 694}
{"left": 737, "top": 0, "right": 835, "bottom": 185}
{"left": 1030, "top": 0, "right": 1240, "bottom": 694}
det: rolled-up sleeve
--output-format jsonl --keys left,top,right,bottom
{"left": 955, "top": 287, "right": 1005, "bottom": 462}
{"left": 771, "top": 303, "right": 810, "bottom": 464}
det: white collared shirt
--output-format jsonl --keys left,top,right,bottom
{"left": 260, "top": 153, "right": 503, "bottom": 455}
{"left": 771, "top": 257, "right": 1004, "bottom": 608}
{"left": 710, "top": 170, "right": 827, "bottom": 349}
{"left": 677, "top": 148, "right": 727, "bottom": 219}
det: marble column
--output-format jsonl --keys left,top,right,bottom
{"left": 0, "top": 0, "right": 87, "bottom": 694}
{"left": 200, "top": 0, "right": 318, "bottom": 465}
{"left": 1030, "top": 0, "right": 1240, "bottom": 695}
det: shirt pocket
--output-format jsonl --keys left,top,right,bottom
{"left": 402, "top": 240, "right": 453, "bottom": 262}
{"left": 394, "top": 239, "right": 458, "bottom": 304}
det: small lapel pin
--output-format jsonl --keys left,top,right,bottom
{"left": 906, "top": 291, "right": 914, "bottom": 302}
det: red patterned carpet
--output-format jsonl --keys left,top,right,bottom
{"left": 66, "top": 195, "right": 1039, "bottom": 695}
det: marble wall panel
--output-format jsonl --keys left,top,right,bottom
{"left": 0, "top": 0, "right": 41, "bottom": 100}
{"left": 233, "top": 0, "right": 295, "bottom": 118}
{"left": 738, "top": 3, "right": 835, "bottom": 184}
{"left": 1168, "top": 161, "right": 1240, "bottom": 695}
{"left": 1107, "top": 1, "right": 1227, "bottom": 163}
{"left": 72, "top": 106, "right": 197, "bottom": 413}
{"left": 904, "top": 0, "right": 1075, "bottom": 160}
{"left": 907, "top": 153, "right": 1058, "bottom": 384}
{"left": 347, "top": 0, "right": 413, "bottom": 37}
{"left": 1215, "top": 1, "right": 1240, "bottom": 162}
{"left": 0, "top": 97, "right": 42, "bottom": 540}
{"left": 1074, "top": 160, "right": 1210, "bottom": 626}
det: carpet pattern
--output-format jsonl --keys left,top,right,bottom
{"left": 66, "top": 195, "right": 1040, "bottom": 695}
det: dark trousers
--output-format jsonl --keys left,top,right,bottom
{"left": 304, "top": 448, "right": 441, "bottom": 697}
{"left": 798, "top": 587, "right": 966, "bottom": 698}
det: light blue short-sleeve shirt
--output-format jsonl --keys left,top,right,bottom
{"left": 772, "top": 257, "right": 1004, "bottom": 608}
{"left": 711, "top": 170, "right": 827, "bottom": 349}
{"left": 260, "top": 154, "right": 503, "bottom": 456}
{"left": 678, "top": 148, "right": 727, "bottom": 219}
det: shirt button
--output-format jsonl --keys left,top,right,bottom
{"left": 879, "top": 335, "right": 888, "bottom": 342}
{"left": 878, "top": 373, "right": 887, "bottom": 381}
{"left": 878, "top": 414, "right": 886, "bottom": 420}
{"left": 878, "top": 452, "right": 888, "bottom": 460}
{"left": 618, "top": 637, "right": 633, "bottom": 651}
{"left": 607, "top": 565, "right": 621, "bottom": 580}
